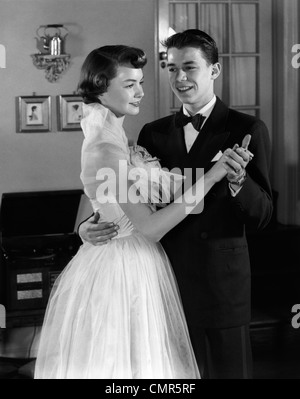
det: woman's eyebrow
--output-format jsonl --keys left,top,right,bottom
{"left": 123, "top": 76, "right": 144, "bottom": 82}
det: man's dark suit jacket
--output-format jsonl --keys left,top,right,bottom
{"left": 137, "top": 97, "right": 273, "bottom": 330}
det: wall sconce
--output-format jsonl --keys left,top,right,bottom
{"left": 31, "top": 24, "right": 70, "bottom": 83}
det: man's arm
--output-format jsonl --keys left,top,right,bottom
{"left": 228, "top": 120, "right": 273, "bottom": 230}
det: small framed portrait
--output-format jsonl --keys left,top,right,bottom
{"left": 57, "top": 95, "right": 83, "bottom": 131}
{"left": 16, "top": 96, "right": 51, "bottom": 133}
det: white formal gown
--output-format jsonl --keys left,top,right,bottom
{"left": 34, "top": 103, "right": 200, "bottom": 379}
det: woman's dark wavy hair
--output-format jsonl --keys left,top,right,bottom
{"left": 162, "top": 29, "right": 218, "bottom": 65}
{"left": 77, "top": 45, "right": 147, "bottom": 104}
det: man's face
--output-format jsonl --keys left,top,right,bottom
{"left": 167, "top": 46, "right": 220, "bottom": 114}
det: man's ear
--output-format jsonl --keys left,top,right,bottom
{"left": 211, "top": 63, "right": 221, "bottom": 80}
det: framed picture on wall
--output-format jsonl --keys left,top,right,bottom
{"left": 16, "top": 95, "right": 51, "bottom": 133}
{"left": 57, "top": 95, "right": 83, "bottom": 131}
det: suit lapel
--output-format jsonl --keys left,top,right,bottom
{"left": 163, "top": 115, "right": 187, "bottom": 170}
{"left": 186, "top": 98, "right": 231, "bottom": 169}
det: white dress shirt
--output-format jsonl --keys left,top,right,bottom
{"left": 182, "top": 95, "right": 216, "bottom": 153}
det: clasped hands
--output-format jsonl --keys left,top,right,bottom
{"left": 225, "top": 134, "right": 253, "bottom": 185}
{"left": 212, "top": 134, "right": 253, "bottom": 186}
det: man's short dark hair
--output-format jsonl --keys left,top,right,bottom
{"left": 162, "top": 29, "right": 218, "bottom": 65}
{"left": 77, "top": 45, "right": 147, "bottom": 104}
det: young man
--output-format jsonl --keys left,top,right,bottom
{"left": 79, "top": 30, "right": 273, "bottom": 378}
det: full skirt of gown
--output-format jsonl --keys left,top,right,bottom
{"left": 34, "top": 232, "right": 200, "bottom": 379}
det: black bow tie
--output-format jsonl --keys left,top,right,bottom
{"left": 175, "top": 111, "right": 206, "bottom": 131}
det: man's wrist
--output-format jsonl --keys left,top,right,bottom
{"left": 229, "top": 182, "right": 241, "bottom": 193}
{"left": 228, "top": 171, "right": 247, "bottom": 197}
{"left": 228, "top": 170, "right": 247, "bottom": 186}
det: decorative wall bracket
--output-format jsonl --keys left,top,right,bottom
{"left": 31, "top": 25, "right": 71, "bottom": 83}
{"left": 31, "top": 54, "right": 71, "bottom": 83}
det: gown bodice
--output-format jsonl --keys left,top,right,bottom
{"left": 80, "top": 102, "right": 136, "bottom": 238}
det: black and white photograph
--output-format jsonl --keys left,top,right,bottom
{"left": 67, "top": 102, "right": 82, "bottom": 123}
{"left": 26, "top": 104, "right": 42, "bottom": 125}
{"left": 0, "top": 0, "right": 300, "bottom": 383}
{"left": 57, "top": 94, "right": 83, "bottom": 131}
{"left": 16, "top": 96, "right": 51, "bottom": 133}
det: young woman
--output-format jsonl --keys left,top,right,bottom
{"left": 34, "top": 45, "right": 249, "bottom": 379}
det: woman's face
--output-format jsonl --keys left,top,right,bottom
{"left": 100, "top": 65, "right": 144, "bottom": 117}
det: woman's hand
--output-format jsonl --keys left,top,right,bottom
{"left": 208, "top": 149, "right": 235, "bottom": 183}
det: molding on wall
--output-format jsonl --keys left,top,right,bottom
{"left": 272, "top": 0, "right": 300, "bottom": 225}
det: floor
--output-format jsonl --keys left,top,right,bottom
{"left": 251, "top": 323, "right": 300, "bottom": 379}
{"left": 0, "top": 357, "right": 33, "bottom": 379}
{"left": 251, "top": 304, "right": 300, "bottom": 379}
{"left": 1, "top": 320, "right": 299, "bottom": 379}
